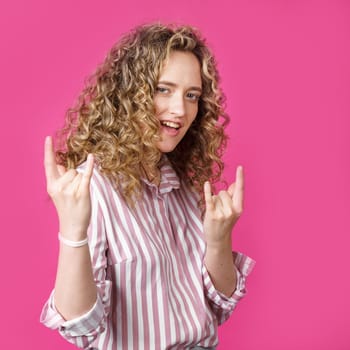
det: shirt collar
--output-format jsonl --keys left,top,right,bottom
{"left": 141, "top": 155, "right": 180, "bottom": 194}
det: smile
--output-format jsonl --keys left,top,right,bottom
{"left": 161, "top": 121, "right": 181, "bottom": 130}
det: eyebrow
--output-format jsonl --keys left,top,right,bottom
{"left": 158, "top": 80, "right": 202, "bottom": 93}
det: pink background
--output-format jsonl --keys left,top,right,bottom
{"left": 1, "top": 0, "right": 349, "bottom": 348}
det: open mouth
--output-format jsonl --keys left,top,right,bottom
{"left": 161, "top": 121, "right": 181, "bottom": 130}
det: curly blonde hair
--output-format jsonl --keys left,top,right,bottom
{"left": 56, "top": 22, "right": 229, "bottom": 204}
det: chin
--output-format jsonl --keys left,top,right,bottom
{"left": 159, "top": 147, "right": 176, "bottom": 154}
{"left": 157, "top": 143, "right": 177, "bottom": 153}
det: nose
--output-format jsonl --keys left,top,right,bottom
{"left": 169, "top": 93, "right": 186, "bottom": 117}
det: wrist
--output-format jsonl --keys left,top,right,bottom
{"left": 58, "top": 227, "right": 88, "bottom": 242}
{"left": 206, "top": 236, "right": 232, "bottom": 253}
{"left": 58, "top": 233, "right": 89, "bottom": 248}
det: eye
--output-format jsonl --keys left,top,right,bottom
{"left": 155, "top": 86, "right": 170, "bottom": 94}
{"left": 186, "top": 92, "right": 200, "bottom": 101}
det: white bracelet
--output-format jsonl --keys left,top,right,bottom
{"left": 58, "top": 233, "right": 89, "bottom": 247}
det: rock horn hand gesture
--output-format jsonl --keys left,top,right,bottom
{"left": 44, "top": 136, "right": 94, "bottom": 240}
{"left": 203, "top": 166, "right": 244, "bottom": 246}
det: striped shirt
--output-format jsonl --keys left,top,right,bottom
{"left": 40, "top": 156, "right": 255, "bottom": 349}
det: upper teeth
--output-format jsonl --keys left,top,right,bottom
{"left": 161, "top": 121, "right": 180, "bottom": 129}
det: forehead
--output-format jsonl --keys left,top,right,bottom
{"left": 159, "top": 51, "right": 202, "bottom": 86}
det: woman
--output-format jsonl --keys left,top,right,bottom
{"left": 40, "top": 23, "right": 255, "bottom": 349}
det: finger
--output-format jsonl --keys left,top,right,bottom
{"left": 79, "top": 154, "right": 94, "bottom": 192}
{"left": 217, "top": 190, "right": 235, "bottom": 215}
{"left": 204, "top": 181, "right": 214, "bottom": 211}
{"left": 233, "top": 165, "right": 244, "bottom": 211}
{"left": 57, "top": 169, "right": 78, "bottom": 188}
{"left": 228, "top": 166, "right": 244, "bottom": 194}
{"left": 44, "top": 136, "right": 60, "bottom": 182}
{"left": 70, "top": 172, "right": 83, "bottom": 191}
{"left": 235, "top": 165, "right": 244, "bottom": 193}
{"left": 227, "top": 182, "right": 235, "bottom": 197}
{"left": 57, "top": 164, "right": 66, "bottom": 176}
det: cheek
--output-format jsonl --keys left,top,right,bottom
{"left": 189, "top": 105, "right": 199, "bottom": 123}
{"left": 153, "top": 97, "right": 166, "bottom": 116}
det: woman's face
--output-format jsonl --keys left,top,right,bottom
{"left": 153, "top": 50, "right": 202, "bottom": 153}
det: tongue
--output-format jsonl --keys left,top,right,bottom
{"left": 162, "top": 125, "right": 179, "bottom": 135}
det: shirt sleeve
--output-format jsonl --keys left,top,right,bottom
{"left": 202, "top": 251, "right": 256, "bottom": 325}
{"left": 40, "top": 168, "right": 112, "bottom": 349}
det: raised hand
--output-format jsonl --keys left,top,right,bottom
{"left": 44, "top": 136, "right": 94, "bottom": 240}
{"left": 203, "top": 166, "right": 244, "bottom": 246}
